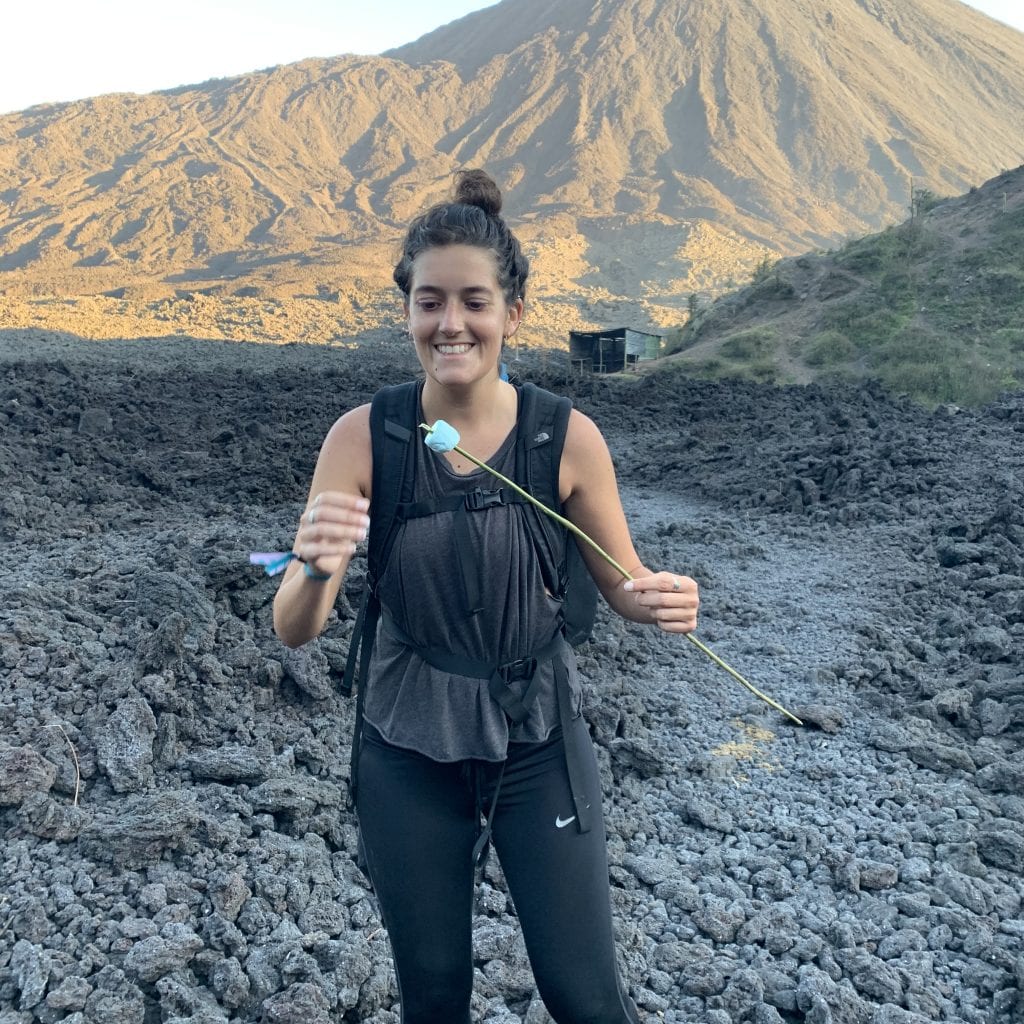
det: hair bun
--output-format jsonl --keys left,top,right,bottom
{"left": 454, "top": 169, "right": 502, "bottom": 217}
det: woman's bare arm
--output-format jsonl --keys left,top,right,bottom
{"left": 559, "top": 409, "right": 698, "bottom": 633}
{"left": 272, "top": 404, "right": 373, "bottom": 648}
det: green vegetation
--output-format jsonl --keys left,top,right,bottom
{"left": 686, "top": 359, "right": 775, "bottom": 384}
{"left": 654, "top": 169, "right": 1024, "bottom": 406}
{"left": 802, "top": 330, "right": 856, "bottom": 368}
{"left": 721, "top": 328, "right": 774, "bottom": 361}
{"left": 677, "top": 328, "right": 785, "bottom": 385}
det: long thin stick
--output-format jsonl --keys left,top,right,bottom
{"left": 422, "top": 423, "right": 803, "bottom": 726}
{"left": 45, "top": 723, "right": 81, "bottom": 806}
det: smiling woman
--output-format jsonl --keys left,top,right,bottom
{"left": 397, "top": 178, "right": 523, "bottom": 423}
{"left": 406, "top": 245, "right": 521, "bottom": 388}
{"left": 270, "top": 167, "right": 702, "bottom": 1022}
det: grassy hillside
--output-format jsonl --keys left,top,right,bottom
{"left": 654, "top": 167, "right": 1024, "bottom": 406}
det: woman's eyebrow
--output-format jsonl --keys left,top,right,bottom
{"left": 412, "top": 283, "right": 495, "bottom": 295}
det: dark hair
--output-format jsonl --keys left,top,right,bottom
{"left": 393, "top": 169, "right": 529, "bottom": 304}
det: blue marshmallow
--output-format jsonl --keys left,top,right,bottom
{"left": 424, "top": 420, "right": 461, "bottom": 453}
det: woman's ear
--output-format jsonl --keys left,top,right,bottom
{"left": 505, "top": 297, "right": 524, "bottom": 338}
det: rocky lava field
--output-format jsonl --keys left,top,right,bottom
{"left": 1, "top": 331, "right": 1022, "bottom": 1024}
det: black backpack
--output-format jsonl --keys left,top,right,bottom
{"left": 340, "top": 380, "right": 598, "bottom": 795}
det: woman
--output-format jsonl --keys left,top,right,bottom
{"left": 273, "top": 169, "right": 699, "bottom": 1024}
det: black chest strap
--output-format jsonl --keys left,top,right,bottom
{"left": 397, "top": 487, "right": 530, "bottom": 618}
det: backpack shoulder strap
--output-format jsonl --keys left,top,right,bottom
{"left": 342, "top": 381, "right": 420, "bottom": 803}
{"left": 368, "top": 381, "right": 421, "bottom": 582}
{"left": 518, "top": 383, "right": 597, "bottom": 646}
{"left": 516, "top": 382, "right": 573, "bottom": 590}
{"left": 339, "top": 381, "right": 420, "bottom": 699}
{"left": 517, "top": 381, "right": 572, "bottom": 510}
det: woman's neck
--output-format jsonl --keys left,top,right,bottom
{"left": 421, "top": 376, "right": 516, "bottom": 432}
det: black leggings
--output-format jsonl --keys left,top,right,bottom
{"left": 355, "top": 713, "right": 640, "bottom": 1024}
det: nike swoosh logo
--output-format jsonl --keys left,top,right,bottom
{"left": 555, "top": 815, "right": 576, "bottom": 829}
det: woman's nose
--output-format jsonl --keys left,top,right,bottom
{"left": 440, "top": 304, "right": 463, "bottom": 336}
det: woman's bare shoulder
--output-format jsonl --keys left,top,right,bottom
{"left": 314, "top": 403, "right": 373, "bottom": 498}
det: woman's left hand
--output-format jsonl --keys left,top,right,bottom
{"left": 623, "top": 572, "right": 699, "bottom": 633}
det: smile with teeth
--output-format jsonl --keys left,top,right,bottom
{"left": 436, "top": 343, "right": 473, "bottom": 355}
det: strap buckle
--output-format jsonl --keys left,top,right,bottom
{"left": 464, "top": 487, "right": 505, "bottom": 511}
{"left": 499, "top": 656, "right": 537, "bottom": 682}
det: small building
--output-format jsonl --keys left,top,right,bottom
{"left": 568, "top": 327, "right": 662, "bottom": 373}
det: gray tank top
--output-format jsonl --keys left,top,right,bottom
{"left": 362, "top": 405, "right": 582, "bottom": 762}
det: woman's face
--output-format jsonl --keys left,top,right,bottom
{"left": 405, "top": 244, "right": 522, "bottom": 389}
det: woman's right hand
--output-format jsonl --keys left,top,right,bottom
{"left": 294, "top": 490, "right": 371, "bottom": 579}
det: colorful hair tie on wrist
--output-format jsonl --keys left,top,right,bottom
{"left": 249, "top": 552, "right": 334, "bottom": 581}
{"left": 303, "top": 562, "right": 333, "bottom": 582}
{"left": 250, "top": 552, "right": 296, "bottom": 576}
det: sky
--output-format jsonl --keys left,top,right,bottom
{"left": 2, "top": 0, "right": 1023, "bottom": 116}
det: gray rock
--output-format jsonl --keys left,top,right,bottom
{"left": 262, "top": 981, "right": 331, "bottom": 1024}
{"left": 976, "top": 758, "right": 1024, "bottom": 793}
{"left": 719, "top": 967, "right": 766, "bottom": 1017}
{"left": 969, "top": 625, "right": 1013, "bottom": 662}
{"left": 201, "top": 913, "right": 248, "bottom": 959}
{"left": 245, "top": 944, "right": 285, "bottom": 1004}
{"left": 608, "top": 736, "right": 670, "bottom": 776}
{"left": 858, "top": 860, "right": 899, "bottom": 890}
{"left": 870, "top": 1007, "right": 934, "bottom": 1024}
{"left": 934, "top": 841, "right": 986, "bottom": 877}
{"left": 130, "top": 571, "right": 217, "bottom": 647}
{"left": 45, "top": 976, "right": 93, "bottom": 1013}
{"left": 907, "top": 742, "right": 976, "bottom": 773}
{"left": 834, "top": 949, "right": 904, "bottom": 1004}
{"left": 95, "top": 696, "right": 157, "bottom": 793}
{"left": 82, "top": 965, "right": 145, "bottom": 1024}
{"left": 80, "top": 791, "right": 203, "bottom": 863}
{"left": 876, "top": 929, "right": 927, "bottom": 961}
{"left": 123, "top": 924, "right": 204, "bottom": 983}
{"left": 17, "top": 792, "right": 92, "bottom": 841}
{"left": 738, "top": 906, "right": 800, "bottom": 954}
{"left": 977, "top": 827, "right": 1024, "bottom": 872}
{"left": 248, "top": 777, "right": 344, "bottom": 815}
{"left": 654, "top": 943, "right": 726, "bottom": 996}
{"left": 931, "top": 687, "right": 973, "bottom": 725}
{"left": 182, "top": 743, "right": 272, "bottom": 783}
{"left": 297, "top": 898, "right": 349, "bottom": 936}
{"left": 0, "top": 746, "right": 57, "bottom": 806}
{"left": 77, "top": 408, "right": 113, "bottom": 434}
{"left": 795, "top": 965, "right": 870, "bottom": 1022}
{"left": 679, "top": 798, "right": 735, "bottom": 834}
{"left": 10, "top": 940, "right": 49, "bottom": 1010}
{"left": 210, "top": 957, "right": 251, "bottom": 1009}
{"left": 210, "top": 871, "right": 252, "bottom": 922}
{"left": 625, "top": 852, "right": 681, "bottom": 886}
{"left": 154, "top": 971, "right": 228, "bottom": 1022}
{"left": 794, "top": 704, "right": 845, "bottom": 733}
{"left": 278, "top": 644, "right": 333, "bottom": 701}
{"left": 473, "top": 920, "right": 520, "bottom": 962}
{"left": 933, "top": 868, "right": 995, "bottom": 915}
{"left": 976, "top": 697, "right": 1013, "bottom": 736}
{"left": 692, "top": 898, "right": 745, "bottom": 943}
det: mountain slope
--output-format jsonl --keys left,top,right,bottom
{"left": 390, "top": 0, "right": 1024, "bottom": 241}
{"left": 1, "top": 0, "right": 1023, "bottom": 343}
{"left": 653, "top": 165, "right": 1024, "bottom": 405}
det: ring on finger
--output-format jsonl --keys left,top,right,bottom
{"left": 672, "top": 576, "right": 681, "bottom": 592}
{"left": 307, "top": 508, "right": 317, "bottom": 526}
